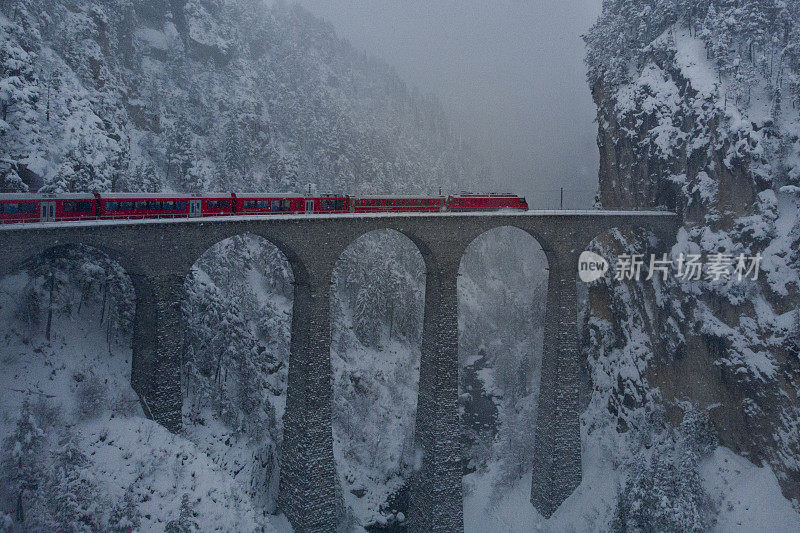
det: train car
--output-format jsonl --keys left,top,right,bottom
{"left": 233, "top": 193, "right": 349, "bottom": 215}
{"left": 97, "top": 193, "right": 233, "bottom": 220}
{"left": 233, "top": 193, "right": 305, "bottom": 215}
{"left": 445, "top": 193, "right": 528, "bottom": 211}
{"left": 351, "top": 195, "right": 446, "bottom": 213}
{"left": 309, "top": 194, "right": 349, "bottom": 214}
{"left": 0, "top": 193, "right": 97, "bottom": 224}
{"left": 1, "top": 190, "right": 530, "bottom": 224}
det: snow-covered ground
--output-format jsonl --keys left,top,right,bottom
{"left": 0, "top": 272, "right": 289, "bottom": 531}
{"left": 465, "top": 432, "right": 800, "bottom": 532}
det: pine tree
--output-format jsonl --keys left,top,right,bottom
{"left": 108, "top": 486, "right": 142, "bottom": 533}
{"left": 165, "top": 117, "right": 194, "bottom": 189}
{"left": 0, "top": 10, "right": 42, "bottom": 190}
{"left": 0, "top": 399, "right": 58, "bottom": 530}
{"left": 43, "top": 142, "right": 112, "bottom": 193}
{"left": 47, "top": 439, "right": 101, "bottom": 532}
{"left": 165, "top": 493, "right": 198, "bottom": 533}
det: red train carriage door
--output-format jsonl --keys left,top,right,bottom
{"left": 40, "top": 201, "right": 55, "bottom": 221}
{"left": 305, "top": 199, "right": 314, "bottom": 214}
{"left": 190, "top": 199, "right": 201, "bottom": 217}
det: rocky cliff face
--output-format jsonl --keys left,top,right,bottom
{"left": 585, "top": 2, "right": 800, "bottom": 505}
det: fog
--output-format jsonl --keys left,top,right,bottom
{"left": 293, "top": 0, "right": 603, "bottom": 208}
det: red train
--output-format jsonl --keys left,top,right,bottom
{"left": 0, "top": 192, "right": 528, "bottom": 224}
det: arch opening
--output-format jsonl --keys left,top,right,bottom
{"left": 181, "top": 233, "right": 294, "bottom": 514}
{"left": 457, "top": 226, "right": 548, "bottom": 526}
{"left": 329, "top": 229, "right": 425, "bottom": 529}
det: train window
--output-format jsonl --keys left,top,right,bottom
{"left": 135, "top": 201, "right": 148, "bottom": 210}
{"left": 321, "top": 199, "right": 344, "bottom": 211}
{"left": 244, "top": 200, "right": 268, "bottom": 209}
{"left": 105, "top": 201, "right": 118, "bottom": 211}
{"left": 175, "top": 201, "right": 187, "bottom": 210}
{"left": 147, "top": 201, "right": 162, "bottom": 210}
{"left": 161, "top": 201, "right": 174, "bottom": 209}
{"left": 64, "top": 201, "right": 92, "bottom": 212}
{"left": 271, "top": 200, "right": 289, "bottom": 211}
{"left": 207, "top": 200, "right": 230, "bottom": 209}
{"left": 1, "top": 202, "right": 30, "bottom": 213}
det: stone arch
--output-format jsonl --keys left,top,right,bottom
{"left": 4, "top": 237, "right": 148, "bottom": 282}
{"left": 328, "top": 228, "right": 426, "bottom": 528}
{"left": 456, "top": 226, "right": 549, "bottom": 510}
{"left": 180, "top": 231, "right": 295, "bottom": 513}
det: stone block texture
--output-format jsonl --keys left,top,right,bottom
{"left": 130, "top": 273, "right": 185, "bottom": 432}
{"left": 530, "top": 250, "right": 582, "bottom": 518}
{"left": 278, "top": 269, "right": 344, "bottom": 531}
{"left": 407, "top": 252, "right": 463, "bottom": 532}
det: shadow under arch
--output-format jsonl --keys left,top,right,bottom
{"left": 457, "top": 226, "right": 549, "bottom": 498}
{"left": 328, "top": 228, "right": 426, "bottom": 528}
{"left": 181, "top": 232, "right": 295, "bottom": 514}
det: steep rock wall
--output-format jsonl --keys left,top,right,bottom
{"left": 586, "top": 17, "right": 800, "bottom": 503}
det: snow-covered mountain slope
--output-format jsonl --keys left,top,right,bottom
{"left": 583, "top": 0, "right": 800, "bottom": 526}
{"left": 0, "top": 0, "right": 482, "bottom": 194}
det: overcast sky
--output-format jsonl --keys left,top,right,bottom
{"left": 293, "top": 0, "right": 603, "bottom": 208}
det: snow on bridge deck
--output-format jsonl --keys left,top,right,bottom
{"left": 0, "top": 209, "right": 677, "bottom": 231}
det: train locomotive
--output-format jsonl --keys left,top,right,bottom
{"left": 0, "top": 191, "right": 528, "bottom": 224}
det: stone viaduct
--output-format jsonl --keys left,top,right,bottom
{"left": 0, "top": 211, "right": 678, "bottom": 532}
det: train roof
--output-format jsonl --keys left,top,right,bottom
{"left": 99, "top": 192, "right": 231, "bottom": 199}
{"left": 354, "top": 195, "right": 445, "bottom": 199}
{"left": 0, "top": 193, "right": 95, "bottom": 200}
{"left": 234, "top": 193, "right": 306, "bottom": 198}
{"left": 450, "top": 192, "right": 519, "bottom": 197}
